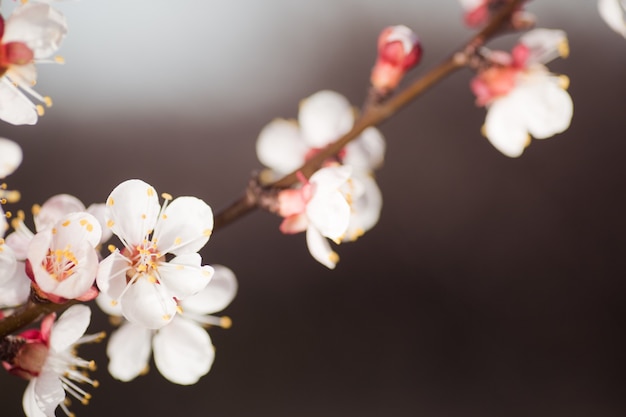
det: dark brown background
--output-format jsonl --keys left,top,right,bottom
{"left": 1, "top": 1, "right": 625, "bottom": 416}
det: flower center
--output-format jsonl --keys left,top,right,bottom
{"left": 44, "top": 247, "right": 78, "bottom": 283}
{"left": 122, "top": 240, "right": 163, "bottom": 282}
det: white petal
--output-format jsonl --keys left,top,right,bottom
{"left": 343, "top": 174, "right": 383, "bottom": 241}
{"left": 306, "top": 226, "right": 339, "bottom": 269}
{"left": 3, "top": 3, "right": 68, "bottom": 58}
{"left": 256, "top": 118, "right": 308, "bottom": 175}
{"left": 307, "top": 190, "right": 351, "bottom": 240}
{"left": 181, "top": 264, "right": 238, "bottom": 315}
{"left": 33, "top": 369, "right": 64, "bottom": 417}
{"left": 519, "top": 74, "right": 573, "bottom": 139}
{"left": 106, "top": 321, "right": 153, "bottom": 382}
{"left": 0, "top": 138, "right": 23, "bottom": 178}
{"left": 599, "top": 0, "right": 626, "bottom": 37}
{"left": 96, "top": 250, "right": 130, "bottom": 298}
{"left": 23, "top": 379, "right": 47, "bottom": 417}
{"left": 0, "top": 263, "right": 30, "bottom": 307}
{"left": 343, "top": 127, "right": 386, "bottom": 171}
{"left": 4, "top": 231, "right": 31, "bottom": 261}
{"left": 157, "top": 255, "right": 213, "bottom": 300}
{"left": 299, "top": 90, "right": 354, "bottom": 148}
{"left": 95, "top": 289, "right": 123, "bottom": 317}
{"left": 121, "top": 276, "right": 177, "bottom": 329}
{"left": 153, "top": 317, "right": 214, "bottom": 385}
{"left": 49, "top": 304, "right": 90, "bottom": 352}
{"left": 87, "top": 203, "right": 113, "bottom": 244}
{"left": 52, "top": 212, "right": 102, "bottom": 249}
{"left": 153, "top": 196, "right": 213, "bottom": 256}
{"left": 34, "top": 194, "right": 85, "bottom": 232}
{"left": 0, "top": 78, "right": 37, "bottom": 125}
{"left": 484, "top": 93, "right": 530, "bottom": 158}
{"left": 0, "top": 241, "right": 17, "bottom": 285}
{"left": 520, "top": 29, "right": 569, "bottom": 64}
{"left": 309, "top": 165, "right": 352, "bottom": 193}
{"left": 106, "top": 179, "right": 160, "bottom": 246}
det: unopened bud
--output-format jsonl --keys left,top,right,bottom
{"left": 370, "top": 25, "right": 422, "bottom": 93}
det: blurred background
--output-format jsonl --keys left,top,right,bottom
{"left": 2, "top": 0, "right": 625, "bottom": 416}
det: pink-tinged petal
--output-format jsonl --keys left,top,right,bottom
{"left": 306, "top": 226, "right": 339, "bottom": 269}
{"left": 121, "top": 276, "right": 177, "bottom": 329}
{"left": 33, "top": 369, "right": 64, "bottom": 417}
{"left": 49, "top": 305, "right": 90, "bottom": 352}
{"left": 34, "top": 194, "right": 85, "bottom": 232}
{"left": 106, "top": 321, "right": 152, "bottom": 382}
{"left": 96, "top": 250, "right": 130, "bottom": 298}
{"left": 153, "top": 196, "right": 213, "bottom": 256}
{"left": 343, "top": 174, "right": 383, "bottom": 242}
{"left": 0, "top": 78, "right": 37, "bottom": 125}
{"left": 23, "top": 379, "right": 47, "bottom": 417}
{"left": 599, "top": 0, "right": 626, "bottom": 37}
{"left": 0, "top": 262, "right": 30, "bottom": 307}
{"left": 256, "top": 118, "right": 308, "bottom": 175}
{"left": 520, "top": 74, "right": 573, "bottom": 139}
{"left": 343, "top": 127, "right": 386, "bottom": 172}
{"left": 484, "top": 93, "right": 530, "bottom": 158}
{"left": 0, "top": 137, "right": 23, "bottom": 177}
{"left": 519, "top": 29, "right": 569, "bottom": 65}
{"left": 181, "top": 264, "right": 238, "bottom": 315}
{"left": 279, "top": 213, "right": 309, "bottom": 234}
{"left": 153, "top": 317, "right": 214, "bottom": 385}
{"left": 299, "top": 90, "right": 354, "bottom": 148}
{"left": 105, "top": 179, "right": 160, "bottom": 246}
{"left": 157, "top": 254, "right": 213, "bottom": 300}
{"left": 3, "top": 3, "right": 67, "bottom": 58}
{"left": 87, "top": 203, "right": 113, "bottom": 244}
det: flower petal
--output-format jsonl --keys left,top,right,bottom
{"left": 343, "top": 173, "right": 383, "bottom": 241}
{"left": 121, "top": 276, "right": 177, "bottom": 329}
{"left": 96, "top": 250, "right": 130, "bottom": 299}
{"left": 306, "top": 226, "right": 339, "bottom": 269}
{"left": 106, "top": 321, "right": 152, "bottom": 382}
{"left": 3, "top": 3, "right": 68, "bottom": 58}
{"left": 33, "top": 369, "right": 64, "bottom": 417}
{"left": 153, "top": 196, "right": 213, "bottom": 256}
{"left": 153, "top": 317, "right": 214, "bottom": 385}
{"left": 0, "top": 78, "right": 37, "bottom": 125}
{"left": 256, "top": 118, "right": 308, "bottom": 175}
{"left": 23, "top": 379, "right": 47, "bottom": 417}
{"left": 299, "top": 90, "right": 354, "bottom": 148}
{"left": 484, "top": 92, "right": 530, "bottom": 158}
{"left": 34, "top": 194, "right": 85, "bottom": 233}
{"left": 49, "top": 304, "right": 90, "bottom": 352}
{"left": 599, "top": 0, "right": 626, "bottom": 37}
{"left": 157, "top": 254, "right": 213, "bottom": 300}
{"left": 181, "top": 264, "right": 238, "bottom": 315}
{"left": 105, "top": 179, "right": 160, "bottom": 246}
{"left": 0, "top": 137, "right": 23, "bottom": 178}
{"left": 520, "top": 74, "right": 573, "bottom": 139}
{"left": 343, "top": 127, "right": 386, "bottom": 172}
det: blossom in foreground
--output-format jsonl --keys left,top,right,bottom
{"left": 598, "top": 0, "right": 626, "bottom": 37}
{"left": 96, "top": 179, "right": 214, "bottom": 329}
{"left": 98, "top": 264, "right": 237, "bottom": 385}
{"left": 7, "top": 193, "right": 112, "bottom": 261}
{"left": 2, "top": 305, "right": 100, "bottom": 417}
{"left": 277, "top": 165, "right": 352, "bottom": 269}
{"left": 27, "top": 211, "right": 102, "bottom": 302}
{"left": 0, "top": 3, "right": 67, "bottom": 125}
{"left": 256, "top": 90, "right": 386, "bottom": 179}
{"left": 470, "top": 28, "right": 573, "bottom": 157}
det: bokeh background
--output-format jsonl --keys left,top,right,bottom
{"left": 2, "top": 1, "right": 625, "bottom": 416}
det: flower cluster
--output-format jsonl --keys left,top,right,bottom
{"left": 256, "top": 90, "right": 385, "bottom": 268}
{"left": 469, "top": 28, "right": 573, "bottom": 157}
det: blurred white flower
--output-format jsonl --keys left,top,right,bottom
{"left": 0, "top": 137, "right": 22, "bottom": 178}
{"left": 96, "top": 179, "right": 214, "bottom": 329}
{"left": 471, "top": 29, "right": 572, "bottom": 157}
{"left": 598, "top": 0, "right": 626, "bottom": 37}
{"left": 100, "top": 265, "right": 237, "bottom": 385}
{"left": 0, "top": 3, "right": 67, "bottom": 125}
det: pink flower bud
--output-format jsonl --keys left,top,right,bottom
{"left": 371, "top": 25, "right": 422, "bottom": 93}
